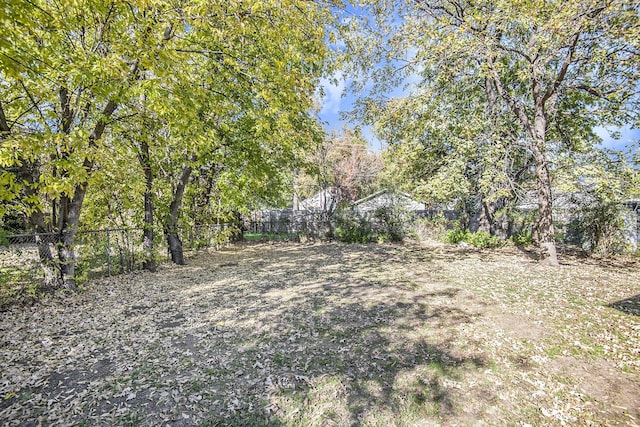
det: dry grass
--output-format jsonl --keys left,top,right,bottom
{"left": 0, "top": 240, "right": 639, "bottom": 426}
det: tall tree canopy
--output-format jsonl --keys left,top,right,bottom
{"left": 343, "top": 0, "right": 640, "bottom": 264}
{"left": 0, "top": 0, "right": 331, "bottom": 287}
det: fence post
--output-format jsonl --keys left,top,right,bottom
{"left": 106, "top": 229, "right": 111, "bottom": 276}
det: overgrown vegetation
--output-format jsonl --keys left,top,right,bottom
{"left": 511, "top": 229, "right": 533, "bottom": 247}
{"left": 565, "top": 199, "right": 630, "bottom": 255}
{"left": 372, "top": 205, "right": 414, "bottom": 242}
{"left": 333, "top": 205, "right": 414, "bottom": 243}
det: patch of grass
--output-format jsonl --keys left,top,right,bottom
{"left": 243, "top": 232, "right": 297, "bottom": 242}
{"left": 272, "top": 353, "right": 293, "bottom": 367}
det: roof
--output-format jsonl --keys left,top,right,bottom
{"left": 298, "top": 187, "right": 342, "bottom": 211}
{"left": 351, "top": 189, "right": 426, "bottom": 212}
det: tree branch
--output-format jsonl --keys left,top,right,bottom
{"left": 0, "top": 101, "right": 10, "bottom": 136}
{"left": 542, "top": 31, "right": 580, "bottom": 106}
{"left": 486, "top": 56, "right": 534, "bottom": 140}
{"left": 59, "top": 86, "right": 74, "bottom": 134}
{"left": 19, "top": 80, "right": 52, "bottom": 132}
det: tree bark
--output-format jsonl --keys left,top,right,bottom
{"left": 478, "top": 196, "right": 493, "bottom": 234}
{"left": 56, "top": 179, "right": 91, "bottom": 290}
{"left": 55, "top": 99, "right": 118, "bottom": 289}
{"left": 532, "top": 144, "right": 559, "bottom": 266}
{"left": 139, "top": 140, "right": 156, "bottom": 272}
{"left": 27, "top": 201, "right": 58, "bottom": 290}
{"left": 165, "top": 162, "right": 193, "bottom": 265}
{"left": 293, "top": 168, "right": 299, "bottom": 211}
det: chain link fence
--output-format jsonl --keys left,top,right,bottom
{"left": 0, "top": 226, "right": 237, "bottom": 306}
{"left": 1, "top": 229, "right": 145, "bottom": 299}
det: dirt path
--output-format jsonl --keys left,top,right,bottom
{"left": 1, "top": 241, "right": 639, "bottom": 426}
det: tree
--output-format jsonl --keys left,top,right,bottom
{"left": 147, "top": 0, "right": 330, "bottom": 263}
{"left": 0, "top": 0, "right": 172, "bottom": 288}
{"left": 343, "top": 0, "right": 640, "bottom": 265}
{"left": 1, "top": 0, "right": 331, "bottom": 286}
{"left": 296, "top": 127, "right": 381, "bottom": 206}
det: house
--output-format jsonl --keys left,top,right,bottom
{"left": 351, "top": 189, "right": 426, "bottom": 214}
{"left": 298, "top": 187, "right": 342, "bottom": 212}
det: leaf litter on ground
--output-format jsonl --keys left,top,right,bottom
{"left": 0, "top": 240, "right": 639, "bottom": 426}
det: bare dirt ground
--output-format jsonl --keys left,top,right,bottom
{"left": 1, "top": 241, "right": 639, "bottom": 426}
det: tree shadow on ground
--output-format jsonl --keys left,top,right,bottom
{"left": 608, "top": 294, "right": 640, "bottom": 316}
{"left": 512, "top": 245, "right": 540, "bottom": 263}
{"left": 203, "top": 298, "right": 486, "bottom": 426}
{"left": 0, "top": 242, "right": 490, "bottom": 426}
{"left": 175, "top": 243, "right": 489, "bottom": 425}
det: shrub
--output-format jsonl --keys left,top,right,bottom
{"left": 466, "top": 230, "right": 503, "bottom": 248}
{"left": 372, "top": 205, "right": 413, "bottom": 242}
{"left": 511, "top": 229, "right": 533, "bottom": 246}
{"left": 565, "top": 201, "right": 627, "bottom": 255}
{"left": 414, "top": 214, "right": 451, "bottom": 241}
{"left": 443, "top": 224, "right": 504, "bottom": 248}
{"left": 443, "top": 226, "right": 468, "bottom": 244}
{"left": 334, "top": 212, "right": 373, "bottom": 243}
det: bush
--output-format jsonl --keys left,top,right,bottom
{"left": 466, "top": 230, "right": 503, "bottom": 248}
{"left": 565, "top": 201, "right": 627, "bottom": 255}
{"left": 443, "top": 224, "right": 504, "bottom": 248}
{"left": 372, "top": 205, "right": 413, "bottom": 242}
{"left": 443, "top": 226, "right": 468, "bottom": 244}
{"left": 414, "top": 214, "right": 451, "bottom": 241}
{"left": 333, "top": 204, "right": 416, "bottom": 244}
{"left": 511, "top": 229, "right": 533, "bottom": 246}
{"left": 334, "top": 212, "right": 373, "bottom": 243}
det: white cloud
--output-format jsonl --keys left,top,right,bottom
{"left": 319, "top": 72, "right": 346, "bottom": 117}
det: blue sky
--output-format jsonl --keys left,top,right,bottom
{"left": 317, "top": 3, "right": 639, "bottom": 155}
{"left": 317, "top": 74, "right": 385, "bottom": 151}
{"left": 317, "top": 74, "right": 640, "bottom": 154}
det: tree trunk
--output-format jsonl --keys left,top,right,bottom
{"left": 27, "top": 210, "right": 58, "bottom": 290}
{"left": 532, "top": 146, "right": 559, "bottom": 266}
{"left": 293, "top": 168, "right": 299, "bottom": 211}
{"left": 139, "top": 140, "right": 156, "bottom": 272}
{"left": 55, "top": 97, "right": 118, "bottom": 289}
{"left": 166, "top": 232, "right": 185, "bottom": 264}
{"left": 165, "top": 163, "right": 193, "bottom": 265}
{"left": 478, "top": 197, "right": 493, "bottom": 234}
{"left": 30, "top": 211, "right": 58, "bottom": 291}
{"left": 56, "top": 181, "right": 90, "bottom": 290}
